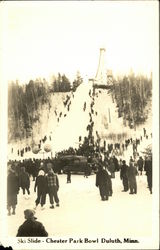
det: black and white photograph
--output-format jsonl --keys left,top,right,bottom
{"left": 0, "top": 1, "right": 159, "bottom": 249}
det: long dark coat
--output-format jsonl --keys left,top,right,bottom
{"left": 16, "top": 218, "right": 48, "bottom": 237}
{"left": 137, "top": 158, "right": 144, "bottom": 171}
{"left": 7, "top": 172, "right": 19, "bottom": 207}
{"left": 126, "top": 166, "right": 138, "bottom": 190}
{"left": 120, "top": 163, "right": 129, "bottom": 191}
{"left": 96, "top": 168, "right": 110, "bottom": 198}
{"left": 145, "top": 159, "right": 152, "bottom": 191}
{"left": 19, "top": 169, "right": 30, "bottom": 189}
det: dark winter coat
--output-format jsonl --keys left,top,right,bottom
{"left": 16, "top": 218, "right": 48, "bottom": 237}
{"left": 19, "top": 169, "right": 30, "bottom": 189}
{"left": 126, "top": 165, "right": 138, "bottom": 180}
{"left": 120, "top": 164, "right": 128, "bottom": 179}
{"left": 7, "top": 172, "right": 19, "bottom": 206}
{"left": 120, "top": 163, "right": 129, "bottom": 191}
{"left": 126, "top": 165, "right": 138, "bottom": 189}
{"left": 137, "top": 158, "right": 144, "bottom": 171}
{"left": 34, "top": 175, "right": 48, "bottom": 193}
{"left": 96, "top": 168, "right": 110, "bottom": 198}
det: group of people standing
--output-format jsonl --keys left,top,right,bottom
{"left": 95, "top": 153, "right": 152, "bottom": 202}
{"left": 7, "top": 163, "right": 60, "bottom": 216}
{"left": 34, "top": 167, "right": 59, "bottom": 210}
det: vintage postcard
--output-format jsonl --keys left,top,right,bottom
{"left": 0, "top": 1, "right": 159, "bottom": 250}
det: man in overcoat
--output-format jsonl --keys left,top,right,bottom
{"left": 126, "top": 162, "right": 138, "bottom": 194}
{"left": 96, "top": 165, "right": 110, "bottom": 201}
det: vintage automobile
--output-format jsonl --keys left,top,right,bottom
{"left": 57, "top": 155, "right": 92, "bottom": 174}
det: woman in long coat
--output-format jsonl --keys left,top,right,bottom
{"left": 7, "top": 168, "right": 19, "bottom": 215}
{"left": 96, "top": 165, "right": 110, "bottom": 201}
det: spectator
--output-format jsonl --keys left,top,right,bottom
{"left": 120, "top": 160, "right": 129, "bottom": 192}
{"left": 34, "top": 170, "right": 48, "bottom": 210}
{"left": 19, "top": 167, "right": 30, "bottom": 198}
{"left": 46, "top": 170, "right": 60, "bottom": 208}
{"left": 127, "top": 162, "right": 138, "bottom": 194}
{"left": 16, "top": 209, "right": 48, "bottom": 237}
{"left": 7, "top": 168, "right": 19, "bottom": 216}
{"left": 96, "top": 165, "right": 110, "bottom": 201}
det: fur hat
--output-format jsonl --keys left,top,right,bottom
{"left": 24, "top": 209, "right": 37, "bottom": 219}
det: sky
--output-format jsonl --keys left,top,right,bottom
{"left": 0, "top": 1, "right": 159, "bottom": 83}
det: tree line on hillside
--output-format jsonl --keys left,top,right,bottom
{"left": 111, "top": 74, "right": 152, "bottom": 127}
{"left": 8, "top": 72, "right": 152, "bottom": 142}
{"left": 51, "top": 72, "right": 82, "bottom": 92}
{"left": 8, "top": 79, "right": 50, "bottom": 141}
{"left": 8, "top": 72, "right": 82, "bottom": 141}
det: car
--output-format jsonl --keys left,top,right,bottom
{"left": 58, "top": 155, "right": 91, "bottom": 174}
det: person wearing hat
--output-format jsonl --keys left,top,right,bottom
{"left": 7, "top": 168, "right": 19, "bottom": 216}
{"left": 46, "top": 169, "right": 59, "bottom": 208}
{"left": 120, "top": 160, "right": 129, "bottom": 192}
{"left": 34, "top": 170, "right": 47, "bottom": 210}
{"left": 16, "top": 209, "right": 48, "bottom": 237}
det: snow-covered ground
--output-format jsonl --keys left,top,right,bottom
{"left": 8, "top": 171, "right": 152, "bottom": 238}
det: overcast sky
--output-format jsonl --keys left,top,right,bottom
{"left": 0, "top": 1, "right": 158, "bottom": 83}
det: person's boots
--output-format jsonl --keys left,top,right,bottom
{"left": 50, "top": 204, "right": 54, "bottom": 209}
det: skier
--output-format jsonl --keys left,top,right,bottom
{"left": 16, "top": 209, "right": 48, "bottom": 237}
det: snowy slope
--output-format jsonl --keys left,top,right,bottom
{"left": 8, "top": 80, "right": 152, "bottom": 161}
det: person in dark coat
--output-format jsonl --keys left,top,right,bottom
{"left": 34, "top": 170, "right": 47, "bottom": 210}
{"left": 95, "top": 165, "right": 110, "bottom": 201}
{"left": 126, "top": 162, "right": 138, "bottom": 194}
{"left": 46, "top": 170, "right": 59, "bottom": 208}
{"left": 145, "top": 156, "right": 152, "bottom": 194}
{"left": 120, "top": 160, "right": 129, "bottom": 192}
{"left": 112, "top": 155, "right": 119, "bottom": 171}
{"left": 66, "top": 169, "right": 71, "bottom": 183}
{"left": 16, "top": 209, "right": 48, "bottom": 237}
{"left": 19, "top": 167, "right": 30, "bottom": 197}
{"left": 108, "top": 157, "right": 116, "bottom": 178}
{"left": 7, "top": 168, "right": 19, "bottom": 215}
{"left": 137, "top": 156, "right": 144, "bottom": 175}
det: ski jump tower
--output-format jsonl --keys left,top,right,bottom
{"left": 95, "top": 48, "right": 107, "bottom": 86}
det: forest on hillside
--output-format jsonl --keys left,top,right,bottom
{"left": 8, "top": 73, "right": 152, "bottom": 142}
{"left": 8, "top": 72, "right": 82, "bottom": 141}
{"left": 111, "top": 74, "right": 152, "bottom": 128}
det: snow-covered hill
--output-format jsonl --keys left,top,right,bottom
{"left": 8, "top": 80, "right": 152, "bottom": 161}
